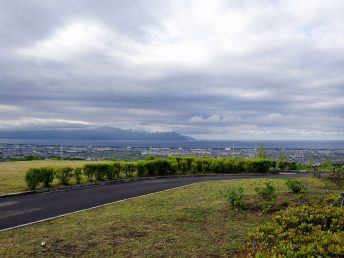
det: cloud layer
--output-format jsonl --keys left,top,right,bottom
{"left": 1, "top": 0, "right": 344, "bottom": 139}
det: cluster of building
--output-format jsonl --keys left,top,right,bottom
{"left": 1, "top": 143, "right": 344, "bottom": 164}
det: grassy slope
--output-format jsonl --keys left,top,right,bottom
{"left": 0, "top": 177, "right": 327, "bottom": 257}
{"left": 0, "top": 160, "right": 110, "bottom": 195}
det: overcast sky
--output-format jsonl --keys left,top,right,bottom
{"left": 1, "top": 0, "right": 344, "bottom": 140}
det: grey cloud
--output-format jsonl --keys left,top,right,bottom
{"left": 0, "top": 0, "right": 344, "bottom": 139}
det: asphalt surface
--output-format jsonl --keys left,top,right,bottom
{"left": 0, "top": 173, "right": 309, "bottom": 231}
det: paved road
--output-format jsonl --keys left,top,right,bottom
{"left": 0, "top": 173, "right": 309, "bottom": 231}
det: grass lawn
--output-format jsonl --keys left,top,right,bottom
{"left": 0, "top": 177, "right": 334, "bottom": 257}
{"left": 0, "top": 160, "right": 110, "bottom": 195}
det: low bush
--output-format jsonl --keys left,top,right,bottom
{"left": 83, "top": 164, "right": 97, "bottom": 182}
{"left": 255, "top": 181, "right": 276, "bottom": 213}
{"left": 40, "top": 167, "right": 54, "bottom": 187}
{"left": 25, "top": 168, "right": 42, "bottom": 190}
{"left": 325, "top": 168, "right": 344, "bottom": 189}
{"left": 245, "top": 159, "right": 274, "bottom": 173}
{"left": 94, "top": 164, "right": 108, "bottom": 181}
{"left": 219, "top": 187, "right": 245, "bottom": 209}
{"left": 286, "top": 179, "right": 306, "bottom": 193}
{"left": 106, "top": 162, "right": 121, "bottom": 180}
{"left": 242, "top": 205, "right": 344, "bottom": 257}
{"left": 25, "top": 167, "right": 54, "bottom": 190}
{"left": 122, "top": 162, "right": 136, "bottom": 177}
{"left": 73, "top": 167, "right": 82, "bottom": 184}
{"left": 55, "top": 167, "right": 73, "bottom": 185}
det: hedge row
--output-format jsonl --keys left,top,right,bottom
{"left": 25, "top": 157, "right": 277, "bottom": 190}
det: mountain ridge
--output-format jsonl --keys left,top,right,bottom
{"left": 0, "top": 127, "right": 193, "bottom": 141}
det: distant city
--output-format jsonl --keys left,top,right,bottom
{"left": 1, "top": 143, "right": 344, "bottom": 164}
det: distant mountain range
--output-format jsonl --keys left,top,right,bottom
{"left": 0, "top": 127, "right": 193, "bottom": 141}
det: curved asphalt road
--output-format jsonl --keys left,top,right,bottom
{"left": 0, "top": 173, "right": 309, "bottom": 231}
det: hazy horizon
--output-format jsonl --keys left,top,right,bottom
{"left": 1, "top": 1, "right": 344, "bottom": 140}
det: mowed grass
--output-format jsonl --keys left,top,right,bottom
{"left": 0, "top": 177, "right": 328, "bottom": 257}
{"left": 0, "top": 160, "right": 111, "bottom": 195}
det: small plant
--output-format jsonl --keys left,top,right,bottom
{"left": 286, "top": 179, "right": 305, "bottom": 193}
{"left": 73, "top": 167, "right": 82, "bottom": 184}
{"left": 55, "top": 167, "right": 73, "bottom": 185}
{"left": 255, "top": 181, "right": 276, "bottom": 213}
{"left": 219, "top": 187, "right": 245, "bottom": 209}
{"left": 255, "top": 181, "right": 275, "bottom": 201}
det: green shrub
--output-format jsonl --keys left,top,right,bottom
{"left": 255, "top": 181, "right": 276, "bottom": 213}
{"left": 325, "top": 168, "right": 344, "bottom": 189}
{"left": 219, "top": 187, "right": 245, "bottom": 209}
{"left": 122, "top": 162, "right": 136, "bottom": 177}
{"left": 242, "top": 205, "right": 344, "bottom": 257}
{"left": 25, "top": 167, "right": 54, "bottom": 190}
{"left": 145, "top": 155, "right": 155, "bottom": 160}
{"left": 25, "top": 168, "right": 42, "bottom": 190}
{"left": 245, "top": 159, "right": 273, "bottom": 173}
{"left": 107, "top": 162, "right": 121, "bottom": 179}
{"left": 94, "top": 164, "right": 108, "bottom": 181}
{"left": 136, "top": 161, "right": 147, "bottom": 177}
{"left": 55, "top": 167, "right": 73, "bottom": 185}
{"left": 73, "top": 167, "right": 82, "bottom": 184}
{"left": 210, "top": 158, "right": 226, "bottom": 173}
{"left": 39, "top": 167, "right": 54, "bottom": 187}
{"left": 286, "top": 179, "right": 306, "bottom": 193}
{"left": 83, "top": 164, "right": 97, "bottom": 182}
{"left": 153, "top": 159, "right": 174, "bottom": 175}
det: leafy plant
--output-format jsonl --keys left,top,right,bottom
{"left": 73, "top": 167, "right": 82, "bottom": 184}
{"left": 39, "top": 167, "right": 54, "bottom": 187}
{"left": 286, "top": 179, "right": 306, "bottom": 193}
{"left": 55, "top": 167, "right": 73, "bottom": 185}
{"left": 83, "top": 164, "right": 97, "bottom": 182}
{"left": 219, "top": 187, "right": 245, "bottom": 209}
{"left": 242, "top": 205, "right": 344, "bottom": 257}
{"left": 255, "top": 181, "right": 276, "bottom": 213}
{"left": 325, "top": 168, "right": 344, "bottom": 189}
{"left": 25, "top": 168, "right": 41, "bottom": 190}
{"left": 122, "top": 162, "right": 136, "bottom": 177}
{"left": 25, "top": 167, "right": 54, "bottom": 190}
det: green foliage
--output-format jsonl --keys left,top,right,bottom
{"left": 73, "top": 167, "right": 82, "bottom": 184}
{"left": 55, "top": 167, "right": 73, "bottom": 185}
{"left": 39, "top": 167, "right": 54, "bottom": 187}
{"left": 108, "top": 162, "right": 121, "bottom": 179}
{"left": 122, "top": 162, "right": 136, "bottom": 177}
{"left": 255, "top": 181, "right": 276, "bottom": 213}
{"left": 279, "top": 160, "right": 298, "bottom": 171}
{"left": 286, "top": 179, "right": 306, "bottom": 193}
{"left": 25, "top": 168, "right": 41, "bottom": 190}
{"left": 255, "top": 181, "right": 275, "bottom": 201}
{"left": 320, "top": 160, "right": 334, "bottom": 170}
{"left": 145, "top": 155, "right": 155, "bottom": 161}
{"left": 94, "top": 164, "right": 108, "bottom": 181}
{"left": 25, "top": 167, "right": 54, "bottom": 190}
{"left": 244, "top": 205, "right": 344, "bottom": 257}
{"left": 255, "top": 145, "right": 267, "bottom": 158}
{"left": 83, "top": 164, "right": 97, "bottom": 182}
{"left": 245, "top": 159, "right": 273, "bottom": 173}
{"left": 325, "top": 168, "right": 344, "bottom": 189}
{"left": 219, "top": 187, "right": 245, "bottom": 209}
